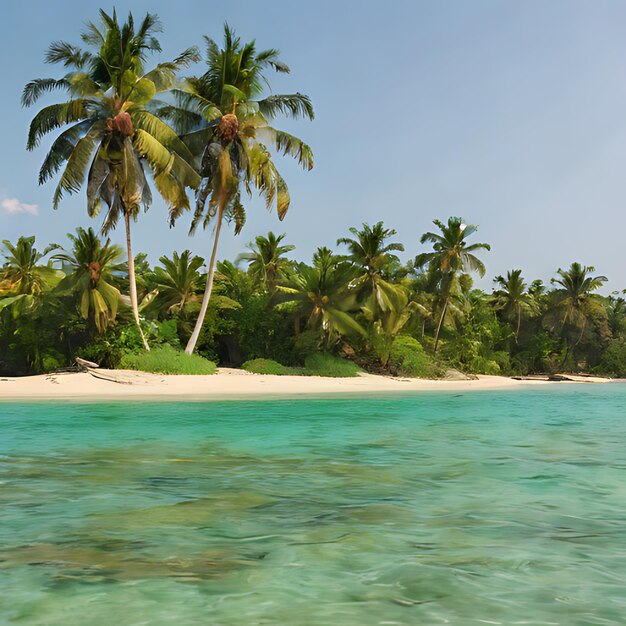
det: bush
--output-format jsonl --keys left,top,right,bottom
{"left": 304, "top": 353, "right": 361, "bottom": 377}
{"left": 292, "top": 330, "right": 321, "bottom": 362}
{"left": 595, "top": 340, "right": 626, "bottom": 377}
{"left": 241, "top": 358, "right": 298, "bottom": 375}
{"left": 467, "top": 356, "right": 501, "bottom": 375}
{"left": 119, "top": 345, "right": 217, "bottom": 375}
{"left": 388, "top": 336, "right": 440, "bottom": 378}
{"left": 241, "top": 354, "right": 360, "bottom": 377}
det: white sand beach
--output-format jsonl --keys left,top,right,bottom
{"left": 0, "top": 368, "right": 610, "bottom": 402}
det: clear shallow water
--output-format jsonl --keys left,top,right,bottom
{"left": 1, "top": 386, "right": 626, "bottom": 625}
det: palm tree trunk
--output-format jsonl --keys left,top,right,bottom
{"left": 515, "top": 305, "right": 521, "bottom": 343}
{"left": 124, "top": 211, "right": 149, "bottom": 352}
{"left": 433, "top": 298, "right": 449, "bottom": 353}
{"left": 185, "top": 201, "right": 225, "bottom": 355}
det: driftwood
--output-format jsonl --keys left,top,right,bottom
{"left": 75, "top": 357, "right": 100, "bottom": 370}
{"left": 86, "top": 369, "right": 134, "bottom": 385}
{"left": 75, "top": 356, "right": 134, "bottom": 385}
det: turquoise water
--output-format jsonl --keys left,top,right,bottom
{"left": 2, "top": 386, "right": 626, "bottom": 625}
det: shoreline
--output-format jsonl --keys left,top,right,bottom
{"left": 0, "top": 368, "right": 613, "bottom": 402}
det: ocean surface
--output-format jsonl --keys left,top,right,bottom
{"left": 1, "top": 385, "right": 626, "bottom": 625}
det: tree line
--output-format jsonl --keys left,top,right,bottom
{"left": 2, "top": 218, "right": 625, "bottom": 378}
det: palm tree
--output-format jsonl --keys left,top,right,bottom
{"left": 337, "top": 222, "right": 405, "bottom": 312}
{"left": 361, "top": 284, "right": 425, "bottom": 367}
{"left": 548, "top": 262, "right": 607, "bottom": 366}
{"left": 237, "top": 232, "right": 294, "bottom": 293}
{"left": 492, "top": 269, "right": 531, "bottom": 341}
{"left": 606, "top": 292, "right": 626, "bottom": 337}
{"left": 161, "top": 24, "right": 314, "bottom": 354}
{"left": 23, "top": 9, "right": 200, "bottom": 350}
{"left": 415, "top": 217, "right": 490, "bottom": 352}
{"left": 278, "top": 248, "right": 364, "bottom": 349}
{"left": 0, "top": 237, "right": 63, "bottom": 312}
{"left": 52, "top": 228, "right": 124, "bottom": 334}
{"left": 151, "top": 250, "right": 204, "bottom": 319}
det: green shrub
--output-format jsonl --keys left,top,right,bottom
{"left": 292, "top": 330, "right": 321, "bottom": 362}
{"left": 304, "top": 353, "right": 361, "bottom": 377}
{"left": 42, "top": 353, "right": 64, "bottom": 373}
{"left": 388, "top": 336, "right": 440, "bottom": 378}
{"left": 467, "top": 356, "right": 501, "bottom": 375}
{"left": 120, "top": 345, "right": 217, "bottom": 375}
{"left": 241, "top": 354, "right": 360, "bottom": 377}
{"left": 241, "top": 358, "right": 298, "bottom": 375}
{"left": 595, "top": 340, "right": 626, "bottom": 377}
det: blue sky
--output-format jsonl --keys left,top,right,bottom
{"left": 2, "top": 0, "right": 626, "bottom": 292}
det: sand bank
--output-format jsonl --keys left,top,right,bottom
{"left": 0, "top": 368, "right": 611, "bottom": 402}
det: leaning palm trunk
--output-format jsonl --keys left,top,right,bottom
{"left": 433, "top": 297, "right": 449, "bottom": 353}
{"left": 185, "top": 203, "right": 225, "bottom": 355}
{"left": 124, "top": 212, "right": 150, "bottom": 352}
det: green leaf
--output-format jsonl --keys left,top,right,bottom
{"left": 131, "top": 110, "right": 195, "bottom": 163}
{"left": 129, "top": 77, "right": 156, "bottom": 105}
{"left": 80, "top": 290, "right": 90, "bottom": 319}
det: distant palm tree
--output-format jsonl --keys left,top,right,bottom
{"left": 337, "top": 222, "right": 405, "bottom": 312}
{"left": 415, "top": 217, "right": 490, "bottom": 352}
{"left": 278, "top": 248, "right": 364, "bottom": 348}
{"left": 237, "top": 232, "right": 295, "bottom": 293}
{"left": 492, "top": 269, "right": 531, "bottom": 340}
{"left": 0, "top": 237, "right": 63, "bottom": 312}
{"left": 361, "top": 284, "right": 426, "bottom": 367}
{"left": 548, "top": 262, "right": 607, "bottom": 366}
{"left": 151, "top": 250, "right": 204, "bottom": 319}
{"left": 52, "top": 228, "right": 124, "bottom": 334}
{"left": 23, "top": 9, "right": 200, "bottom": 349}
{"left": 161, "top": 24, "right": 314, "bottom": 354}
{"left": 606, "top": 292, "right": 626, "bottom": 337}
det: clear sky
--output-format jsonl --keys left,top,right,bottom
{"left": 2, "top": 0, "right": 626, "bottom": 292}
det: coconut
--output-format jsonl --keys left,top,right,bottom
{"left": 217, "top": 114, "right": 239, "bottom": 142}
{"left": 106, "top": 112, "right": 134, "bottom": 137}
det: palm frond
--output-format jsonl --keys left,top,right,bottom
{"left": 27, "top": 99, "right": 92, "bottom": 150}
{"left": 52, "top": 122, "right": 104, "bottom": 208}
{"left": 131, "top": 110, "right": 195, "bottom": 163}
{"left": 45, "top": 41, "right": 90, "bottom": 68}
{"left": 21, "top": 78, "right": 70, "bottom": 107}
{"left": 258, "top": 93, "right": 314, "bottom": 120}
{"left": 273, "top": 129, "right": 313, "bottom": 170}
{"left": 38, "top": 119, "right": 94, "bottom": 184}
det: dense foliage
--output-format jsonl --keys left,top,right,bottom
{"left": 2, "top": 222, "right": 624, "bottom": 378}
{"left": 4, "top": 10, "right": 624, "bottom": 378}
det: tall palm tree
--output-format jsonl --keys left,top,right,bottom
{"left": 492, "top": 269, "right": 531, "bottom": 340}
{"left": 278, "top": 248, "right": 364, "bottom": 349}
{"left": 548, "top": 262, "right": 607, "bottom": 365}
{"left": 161, "top": 24, "right": 314, "bottom": 354}
{"left": 23, "top": 9, "right": 200, "bottom": 350}
{"left": 337, "top": 222, "right": 405, "bottom": 312}
{"left": 415, "top": 217, "right": 490, "bottom": 352}
{"left": 0, "top": 237, "right": 63, "bottom": 312}
{"left": 237, "top": 231, "right": 294, "bottom": 293}
{"left": 52, "top": 228, "right": 124, "bottom": 334}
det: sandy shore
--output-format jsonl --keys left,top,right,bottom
{"left": 0, "top": 368, "right": 611, "bottom": 402}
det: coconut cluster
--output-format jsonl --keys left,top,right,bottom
{"left": 106, "top": 112, "right": 134, "bottom": 137}
{"left": 216, "top": 114, "right": 239, "bottom": 142}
